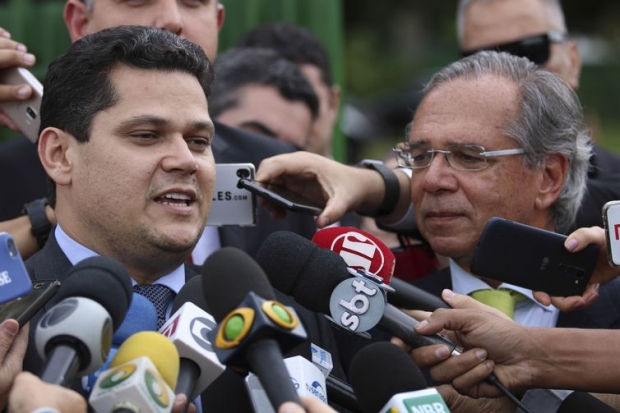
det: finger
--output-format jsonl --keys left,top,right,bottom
{"left": 3, "top": 322, "right": 28, "bottom": 372}
{"left": 451, "top": 361, "right": 502, "bottom": 399}
{"left": 402, "top": 309, "right": 431, "bottom": 321}
{"left": 0, "top": 38, "right": 27, "bottom": 52}
{"left": 428, "top": 347, "right": 489, "bottom": 384}
{"left": 441, "top": 289, "right": 511, "bottom": 320}
{"left": 0, "top": 320, "right": 19, "bottom": 359}
{"left": 532, "top": 290, "right": 551, "bottom": 306}
{"left": 0, "top": 49, "right": 36, "bottom": 69}
{"left": 408, "top": 344, "right": 451, "bottom": 369}
{"left": 0, "top": 83, "right": 34, "bottom": 102}
{"left": 278, "top": 401, "right": 305, "bottom": 413}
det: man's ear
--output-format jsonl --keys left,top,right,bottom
{"left": 38, "top": 127, "right": 75, "bottom": 187}
{"left": 64, "top": 0, "right": 90, "bottom": 42}
{"left": 535, "top": 153, "right": 569, "bottom": 211}
{"left": 328, "top": 84, "right": 341, "bottom": 113}
{"left": 216, "top": 2, "right": 226, "bottom": 32}
{"left": 564, "top": 40, "right": 582, "bottom": 90}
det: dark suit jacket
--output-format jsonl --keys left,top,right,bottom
{"left": 0, "top": 121, "right": 317, "bottom": 257}
{"left": 25, "top": 231, "right": 350, "bottom": 411}
{"left": 413, "top": 267, "right": 620, "bottom": 329}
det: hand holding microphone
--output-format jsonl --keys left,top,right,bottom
{"left": 8, "top": 371, "right": 87, "bottom": 413}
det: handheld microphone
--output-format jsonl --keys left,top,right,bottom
{"left": 35, "top": 256, "right": 133, "bottom": 386}
{"left": 557, "top": 391, "right": 619, "bottom": 413}
{"left": 85, "top": 293, "right": 158, "bottom": 394}
{"left": 201, "top": 247, "right": 307, "bottom": 411}
{"left": 256, "top": 231, "right": 458, "bottom": 351}
{"left": 313, "top": 226, "right": 449, "bottom": 311}
{"left": 89, "top": 331, "right": 179, "bottom": 413}
{"left": 349, "top": 342, "right": 450, "bottom": 413}
{"left": 159, "top": 275, "right": 225, "bottom": 401}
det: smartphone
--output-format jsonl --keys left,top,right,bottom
{"left": 237, "top": 179, "right": 325, "bottom": 215}
{"left": 206, "top": 163, "right": 257, "bottom": 226}
{"left": 0, "top": 279, "right": 61, "bottom": 327}
{"left": 603, "top": 200, "right": 620, "bottom": 266}
{"left": 470, "top": 217, "right": 599, "bottom": 296}
{"left": 0, "top": 67, "right": 44, "bottom": 143}
{"left": 0, "top": 233, "right": 33, "bottom": 305}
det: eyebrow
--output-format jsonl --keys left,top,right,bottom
{"left": 117, "top": 115, "right": 215, "bottom": 136}
{"left": 238, "top": 120, "right": 278, "bottom": 139}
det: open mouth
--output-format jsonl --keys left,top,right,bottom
{"left": 156, "top": 192, "right": 194, "bottom": 207}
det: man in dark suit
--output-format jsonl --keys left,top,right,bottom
{"left": 23, "top": 26, "right": 346, "bottom": 413}
{"left": 0, "top": 0, "right": 316, "bottom": 259}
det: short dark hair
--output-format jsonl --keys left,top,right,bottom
{"left": 41, "top": 25, "right": 214, "bottom": 205}
{"left": 237, "top": 23, "right": 334, "bottom": 86}
{"left": 210, "top": 47, "right": 319, "bottom": 120}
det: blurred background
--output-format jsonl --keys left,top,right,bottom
{"left": 1, "top": 0, "right": 619, "bottom": 163}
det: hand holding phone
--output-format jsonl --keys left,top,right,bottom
{"left": 470, "top": 217, "right": 599, "bottom": 296}
{"left": 0, "top": 67, "right": 43, "bottom": 143}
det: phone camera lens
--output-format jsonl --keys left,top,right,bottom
{"left": 26, "top": 106, "right": 37, "bottom": 120}
{"left": 237, "top": 169, "right": 250, "bottom": 179}
{"left": 7, "top": 239, "right": 18, "bottom": 258}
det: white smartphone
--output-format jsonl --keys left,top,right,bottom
{"left": 206, "top": 163, "right": 257, "bottom": 227}
{"left": 603, "top": 200, "right": 620, "bottom": 266}
{"left": 0, "top": 67, "right": 44, "bottom": 143}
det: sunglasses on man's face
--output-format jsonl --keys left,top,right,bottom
{"left": 460, "top": 31, "right": 568, "bottom": 65}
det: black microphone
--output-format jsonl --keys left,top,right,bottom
{"left": 349, "top": 342, "right": 451, "bottom": 413}
{"left": 557, "top": 391, "right": 619, "bottom": 413}
{"left": 388, "top": 277, "right": 450, "bottom": 311}
{"left": 35, "top": 256, "right": 132, "bottom": 386}
{"left": 201, "top": 247, "right": 307, "bottom": 411}
{"left": 255, "top": 231, "right": 458, "bottom": 352}
{"left": 160, "top": 274, "right": 224, "bottom": 410}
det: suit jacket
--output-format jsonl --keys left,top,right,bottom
{"left": 413, "top": 267, "right": 620, "bottom": 329}
{"left": 25, "top": 231, "right": 350, "bottom": 412}
{"left": 0, "top": 121, "right": 316, "bottom": 256}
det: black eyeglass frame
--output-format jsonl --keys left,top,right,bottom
{"left": 460, "top": 31, "right": 568, "bottom": 65}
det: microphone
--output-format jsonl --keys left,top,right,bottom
{"left": 159, "top": 274, "right": 225, "bottom": 402}
{"left": 313, "top": 226, "right": 448, "bottom": 311}
{"left": 35, "top": 256, "right": 133, "bottom": 386}
{"left": 89, "top": 331, "right": 179, "bottom": 413}
{"left": 256, "top": 231, "right": 458, "bottom": 351}
{"left": 349, "top": 342, "right": 450, "bottom": 413}
{"left": 201, "top": 247, "right": 307, "bottom": 411}
{"left": 557, "top": 391, "right": 619, "bottom": 413}
{"left": 246, "top": 355, "right": 328, "bottom": 413}
{"left": 85, "top": 293, "right": 158, "bottom": 394}
{"left": 312, "top": 226, "right": 395, "bottom": 284}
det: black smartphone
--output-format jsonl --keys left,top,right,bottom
{"left": 237, "top": 179, "right": 325, "bottom": 215}
{"left": 470, "top": 217, "right": 599, "bottom": 296}
{"left": 0, "top": 280, "right": 61, "bottom": 327}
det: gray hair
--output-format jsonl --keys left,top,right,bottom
{"left": 456, "top": 0, "right": 567, "bottom": 48}
{"left": 417, "top": 51, "right": 591, "bottom": 233}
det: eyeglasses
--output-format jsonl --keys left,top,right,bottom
{"left": 460, "top": 31, "right": 568, "bottom": 65}
{"left": 393, "top": 142, "right": 525, "bottom": 171}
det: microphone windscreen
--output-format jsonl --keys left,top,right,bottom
{"left": 349, "top": 342, "right": 427, "bottom": 413}
{"left": 201, "top": 247, "right": 275, "bottom": 322}
{"left": 557, "top": 391, "right": 619, "bottom": 413}
{"left": 52, "top": 256, "right": 132, "bottom": 330}
{"left": 113, "top": 293, "right": 158, "bottom": 346}
{"left": 256, "top": 231, "right": 349, "bottom": 314}
{"left": 171, "top": 274, "right": 211, "bottom": 314}
{"left": 312, "top": 226, "right": 395, "bottom": 283}
{"left": 111, "top": 331, "right": 180, "bottom": 389}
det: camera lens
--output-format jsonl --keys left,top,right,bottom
{"left": 237, "top": 168, "right": 250, "bottom": 179}
{"left": 7, "top": 238, "right": 18, "bottom": 258}
{"left": 26, "top": 106, "right": 37, "bottom": 120}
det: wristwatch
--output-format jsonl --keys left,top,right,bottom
{"left": 22, "top": 198, "right": 52, "bottom": 249}
{"left": 355, "top": 159, "right": 400, "bottom": 217}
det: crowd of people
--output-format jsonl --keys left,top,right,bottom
{"left": 1, "top": 0, "right": 620, "bottom": 412}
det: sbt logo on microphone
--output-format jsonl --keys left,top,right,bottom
{"left": 330, "top": 276, "right": 386, "bottom": 332}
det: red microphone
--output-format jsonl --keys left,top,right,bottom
{"left": 312, "top": 227, "right": 395, "bottom": 284}
{"left": 313, "top": 227, "right": 448, "bottom": 312}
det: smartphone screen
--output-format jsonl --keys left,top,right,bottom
{"left": 237, "top": 179, "right": 325, "bottom": 215}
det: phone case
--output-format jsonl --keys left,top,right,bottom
{"left": 237, "top": 179, "right": 324, "bottom": 215}
{"left": 603, "top": 200, "right": 620, "bottom": 266}
{"left": 0, "top": 67, "right": 43, "bottom": 143}
{"left": 206, "top": 163, "right": 257, "bottom": 227}
{"left": 0, "top": 279, "right": 61, "bottom": 326}
{"left": 470, "top": 217, "right": 599, "bottom": 296}
{"left": 0, "top": 233, "right": 33, "bottom": 305}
